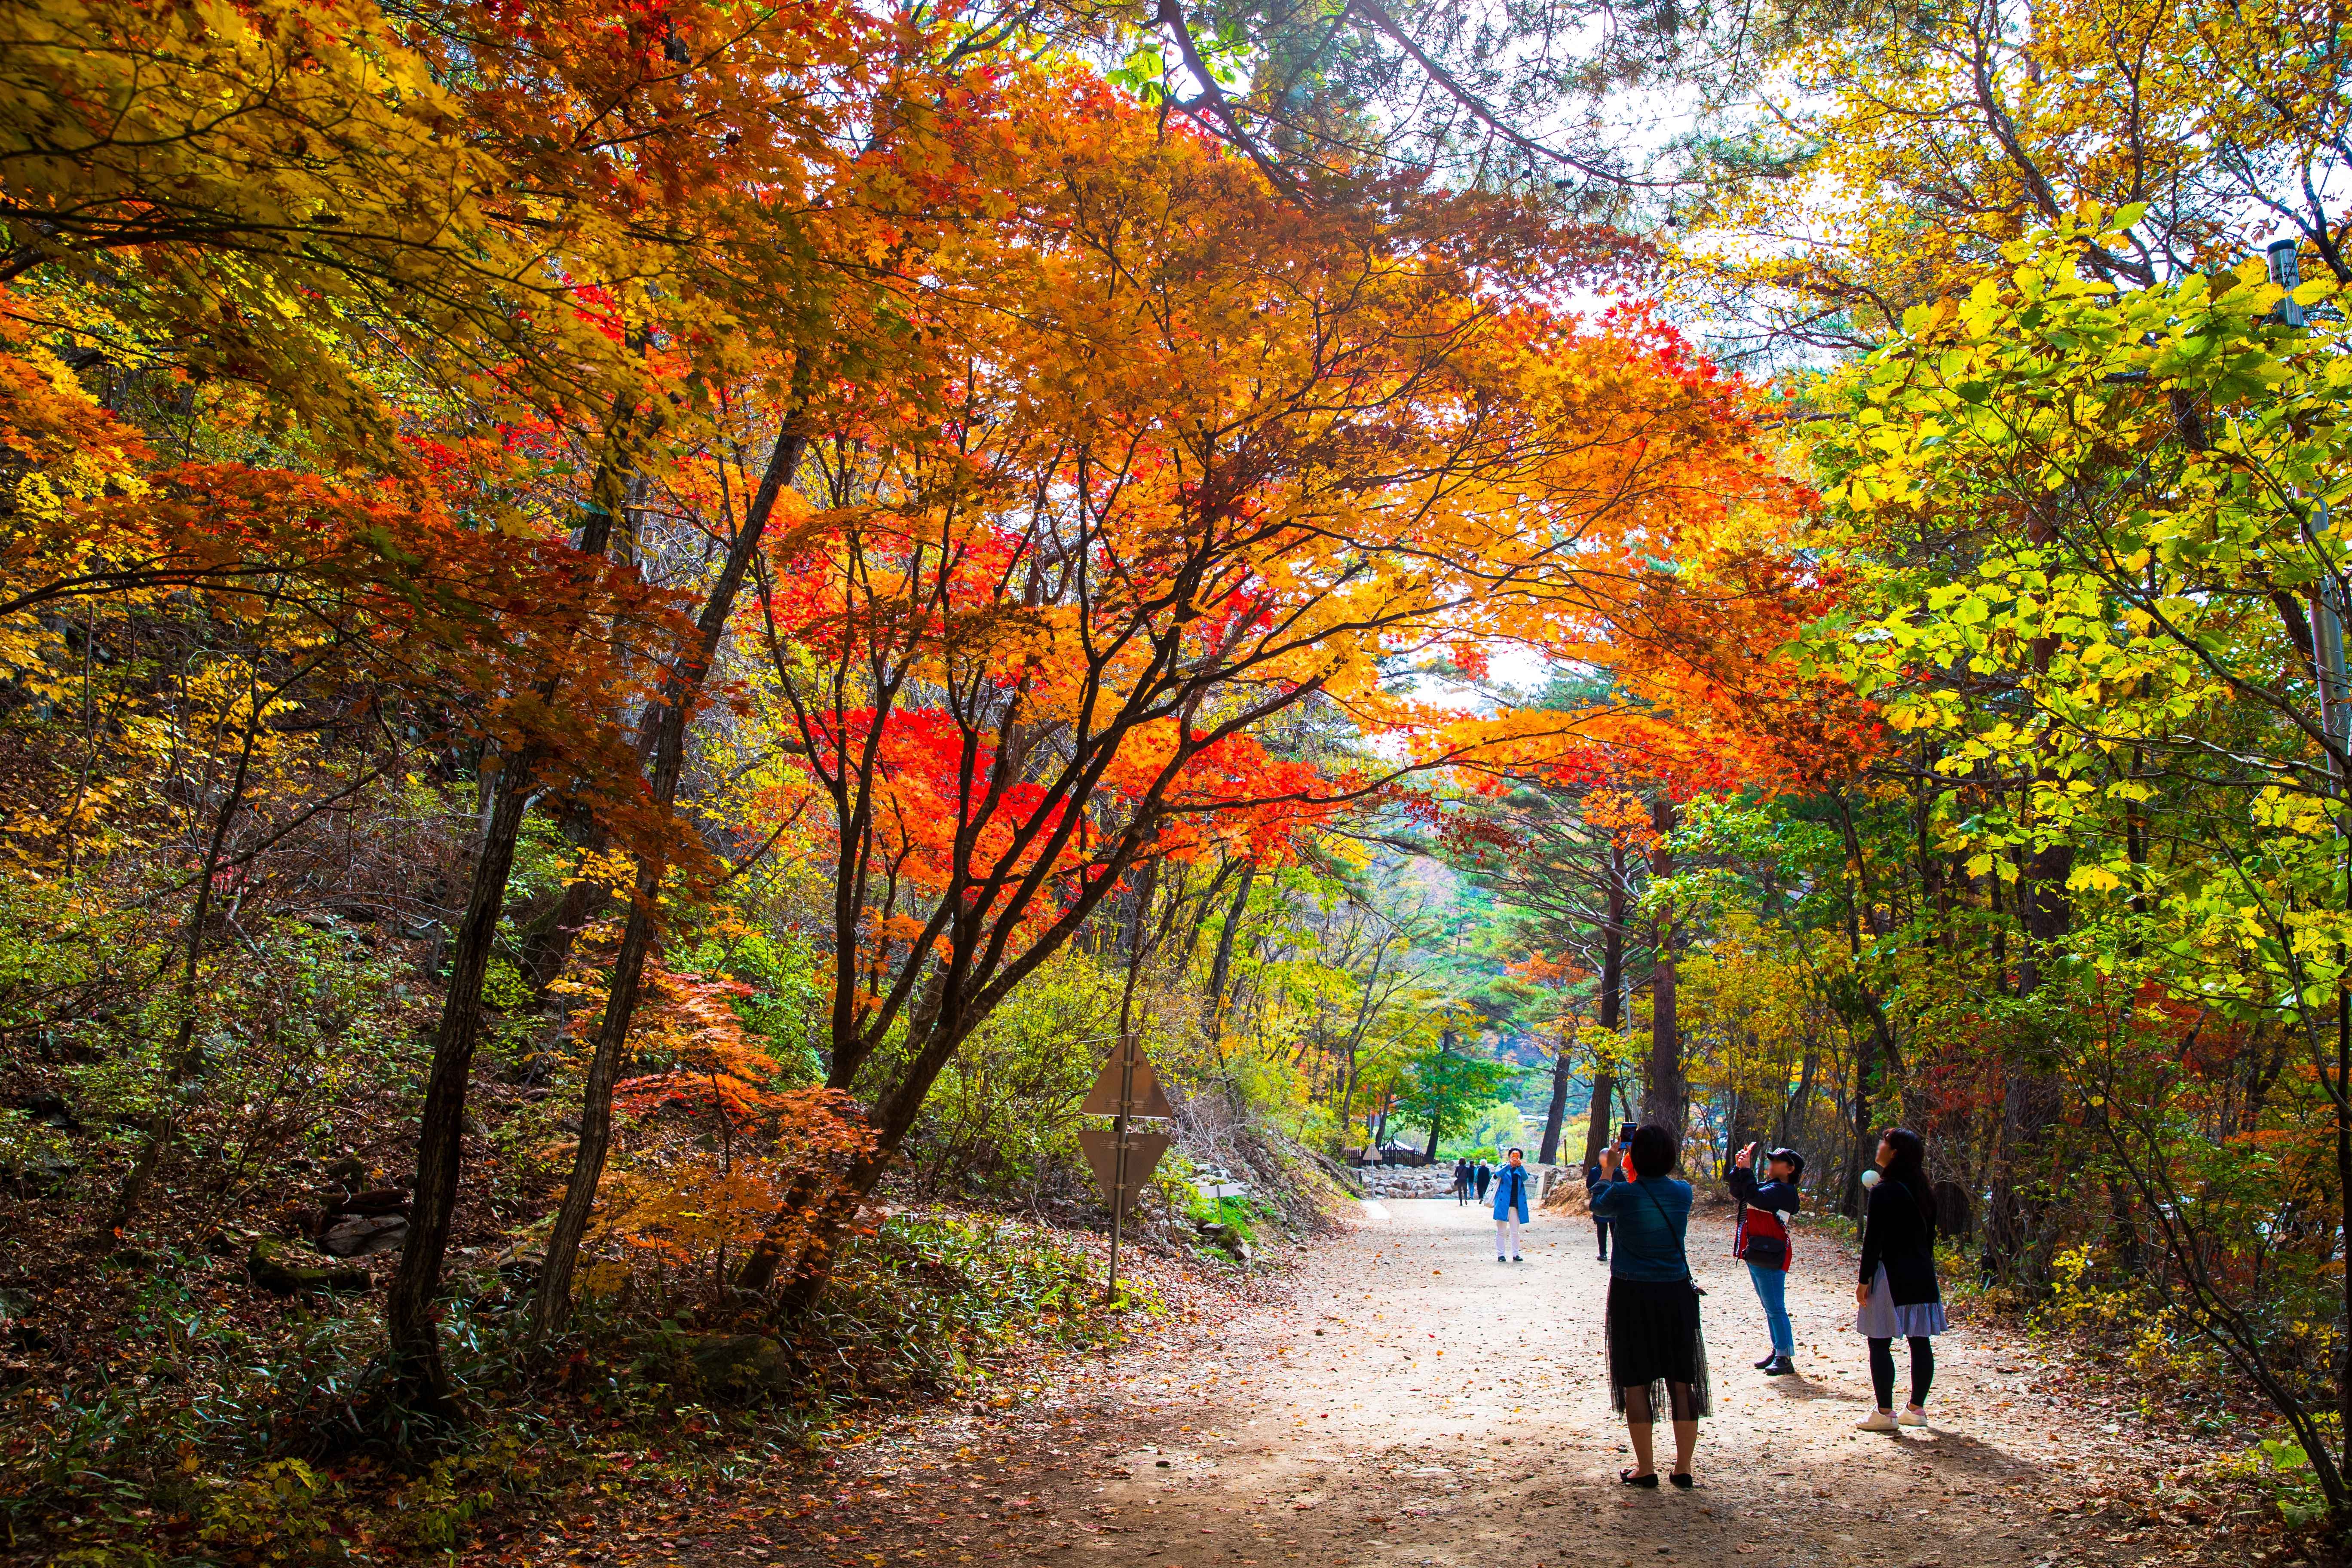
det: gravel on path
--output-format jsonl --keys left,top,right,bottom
{"left": 679, "top": 1196, "right": 2243, "bottom": 1568}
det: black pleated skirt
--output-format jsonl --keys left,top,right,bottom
{"left": 1605, "top": 1274, "right": 1713, "bottom": 1418}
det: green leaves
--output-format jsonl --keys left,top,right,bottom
{"left": 1813, "top": 220, "right": 2352, "bottom": 1026}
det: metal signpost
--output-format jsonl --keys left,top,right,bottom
{"left": 1078, "top": 1033, "right": 1172, "bottom": 1303}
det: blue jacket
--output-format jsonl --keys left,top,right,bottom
{"left": 1490, "top": 1161, "right": 1531, "bottom": 1221}
{"left": 1589, "top": 1174, "right": 1694, "bottom": 1281}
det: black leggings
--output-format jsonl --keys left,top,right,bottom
{"left": 1868, "top": 1336, "right": 1934, "bottom": 1409}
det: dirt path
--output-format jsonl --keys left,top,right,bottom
{"left": 676, "top": 1198, "right": 2233, "bottom": 1568}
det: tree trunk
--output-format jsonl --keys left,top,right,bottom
{"left": 1721, "top": 1086, "right": 1749, "bottom": 1182}
{"left": 1333, "top": 939, "right": 1390, "bottom": 1143}
{"left": 110, "top": 678, "right": 270, "bottom": 1233}
{"left": 1202, "top": 860, "right": 1255, "bottom": 1037}
{"left": 1983, "top": 835, "right": 2073, "bottom": 1283}
{"left": 1580, "top": 844, "right": 1627, "bottom": 1167}
{"left": 387, "top": 769, "right": 533, "bottom": 1414}
{"left": 2335, "top": 981, "right": 2352, "bottom": 1500}
{"left": 1983, "top": 501, "right": 2079, "bottom": 1286}
{"left": 382, "top": 408, "right": 639, "bottom": 1400}
{"left": 1780, "top": 1038, "right": 1817, "bottom": 1148}
{"left": 1642, "top": 798, "right": 1685, "bottom": 1141}
{"left": 528, "top": 424, "right": 807, "bottom": 1341}
{"left": 515, "top": 814, "right": 612, "bottom": 996}
{"left": 1422, "top": 1029, "right": 1452, "bottom": 1162}
{"left": 1538, "top": 1030, "right": 1572, "bottom": 1165}
{"left": 1831, "top": 790, "right": 1905, "bottom": 1216}
{"left": 1840, "top": 1028, "right": 1878, "bottom": 1219}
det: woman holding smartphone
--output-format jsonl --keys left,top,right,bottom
{"left": 1591, "top": 1124, "right": 1710, "bottom": 1487}
{"left": 1853, "top": 1127, "right": 1946, "bottom": 1430}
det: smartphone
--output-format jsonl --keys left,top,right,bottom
{"left": 1617, "top": 1121, "right": 1637, "bottom": 1148}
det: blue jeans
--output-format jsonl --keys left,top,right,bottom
{"left": 1748, "top": 1262, "right": 1795, "bottom": 1357}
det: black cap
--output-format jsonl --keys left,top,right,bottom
{"left": 1767, "top": 1146, "right": 1805, "bottom": 1179}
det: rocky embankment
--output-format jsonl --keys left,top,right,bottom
{"left": 1352, "top": 1163, "right": 1568, "bottom": 1200}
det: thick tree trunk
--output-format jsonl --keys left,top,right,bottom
{"left": 1642, "top": 799, "right": 1685, "bottom": 1141}
{"left": 386, "top": 770, "right": 532, "bottom": 1414}
{"left": 1831, "top": 790, "right": 1905, "bottom": 1216}
{"left": 1538, "top": 1033, "right": 1572, "bottom": 1165}
{"left": 1580, "top": 845, "right": 1626, "bottom": 1168}
{"left": 1780, "top": 1039, "right": 1816, "bottom": 1148}
{"left": 736, "top": 988, "right": 986, "bottom": 1302}
{"left": 514, "top": 466, "right": 644, "bottom": 1000}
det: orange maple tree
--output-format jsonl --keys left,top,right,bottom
{"left": 707, "top": 73, "right": 1803, "bottom": 1303}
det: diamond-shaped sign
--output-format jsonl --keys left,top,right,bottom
{"left": 1078, "top": 1129, "right": 1171, "bottom": 1215}
{"left": 1080, "top": 1046, "right": 1173, "bottom": 1119}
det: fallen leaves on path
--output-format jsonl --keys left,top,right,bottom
{"left": 483, "top": 1202, "right": 2311, "bottom": 1568}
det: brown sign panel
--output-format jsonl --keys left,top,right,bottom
{"left": 1080, "top": 1050, "right": 1174, "bottom": 1119}
{"left": 1077, "top": 1128, "right": 1171, "bottom": 1214}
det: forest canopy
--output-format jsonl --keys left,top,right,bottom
{"left": 6, "top": 0, "right": 2352, "bottom": 1552}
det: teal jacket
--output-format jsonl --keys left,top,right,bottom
{"left": 1589, "top": 1174, "right": 1694, "bottom": 1282}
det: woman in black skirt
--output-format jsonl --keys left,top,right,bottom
{"left": 1590, "top": 1124, "right": 1711, "bottom": 1487}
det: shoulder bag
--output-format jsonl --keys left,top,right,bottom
{"left": 1738, "top": 1200, "right": 1789, "bottom": 1268}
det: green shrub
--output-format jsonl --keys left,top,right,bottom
{"left": 785, "top": 1213, "right": 1133, "bottom": 1404}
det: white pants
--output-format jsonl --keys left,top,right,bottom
{"left": 1495, "top": 1217, "right": 1521, "bottom": 1256}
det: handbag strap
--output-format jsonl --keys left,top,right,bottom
{"left": 1635, "top": 1178, "right": 1695, "bottom": 1278}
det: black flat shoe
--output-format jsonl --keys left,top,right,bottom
{"left": 1752, "top": 1354, "right": 1776, "bottom": 1369}
{"left": 1764, "top": 1356, "right": 1796, "bottom": 1377}
{"left": 1618, "top": 1469, "right": 1658, "bottom": 1488}
{"left": 1669, "top": 1473, "right": 1694, "bottom": 1489}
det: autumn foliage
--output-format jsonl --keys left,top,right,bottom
{"left": 0, "top": 0, "right": 1867, "bottom": 1548}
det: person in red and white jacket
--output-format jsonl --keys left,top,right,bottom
{"left": 1727, "top": 1143, "right": 1804, "bottom": 1377}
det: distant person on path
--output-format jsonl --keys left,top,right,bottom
{"left": 1728, "top": 1142, "right": 1803, "bottom": 1377}
{"left": 1453, "top": 1158, "right": 1473, "bottom": 1206}
{"left": 1853, "top": 1127, "right": 1947, "bottom": 1432}
{"left": 1582, "top": 1158, "right": 1613, "bottom": 1262}
{"left": 1474, "top": 1160, "right": 1492, "bottom": 1203}
{"left": 1591, "top": 1124, "right": 1710, "bottom": 1488}
{"left": 1491, "top": 1148, "right": 1531, "bottom": 1262}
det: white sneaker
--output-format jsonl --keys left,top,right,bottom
{"left": 1854, "top": 1410, "right": 1899, "bottom": 1432}
{"left": 1899, "top": 1406, "right": 1928, "bottom": 1427}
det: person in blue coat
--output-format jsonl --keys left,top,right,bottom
{"left": 1491, "top": 1147, "right": 1532, "bottom": 1262}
